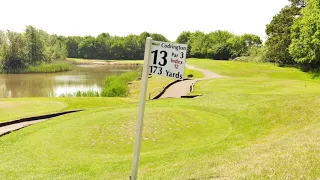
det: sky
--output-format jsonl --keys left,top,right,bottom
{"left": 1, "top": 0, "right": 290, "bottom": 41}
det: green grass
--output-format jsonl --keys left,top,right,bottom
{"left": 0, "top": 97, "right": 132, "bottom": 123}
{"left": 102, "top": 71, "right": 141, "bottom": 97}
{"left": 1, "top": 59, "right": 320, "bottom": 179}
{"left": 26, "top": 61, "right": 74, "bottom": 73}
{"left": 187, "top": 58, "right": 319, "bottom": 80}
{"left": 184, "top": 67, "right": 205, "bottom": 78}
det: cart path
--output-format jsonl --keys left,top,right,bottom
{"left": 0, "top": 119, "right": 48, "bottom": 136}
{"left": 0, "top": 110, "right": 82, "bottom": 137}
{"left": 158, "top": 64, "right": 225, "bottom": 99}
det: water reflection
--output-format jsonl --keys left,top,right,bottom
{"left": 0, "top": 65, "right": 139, "bottom": 98}
{"left": 53, "top": 84, "right": 101, "bottom": 97}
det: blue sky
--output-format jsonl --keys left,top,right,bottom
{"left": 1, "top": 0, "right": 290, "bottom": 41}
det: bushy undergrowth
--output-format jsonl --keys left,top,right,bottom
{"left": 101, "top": 71, "right": 141, "bottom": 97}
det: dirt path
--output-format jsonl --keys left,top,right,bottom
{"left": 158, "top": 64, "right": 225, "bottom": 99}
{"left": 0, "top": 110, "right": 81, "bottom": 137}
{"left": 0, "top": 119, "right": 48, "bottom": 136}
{"left": 186, "top": 64, "right": 225, "bottom": 80}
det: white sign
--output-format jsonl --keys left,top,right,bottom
{"left": 131, "top": 38, "right": 188, "bottom": 180}
{"left": 149, "top": 41, "right": 187, "bottom": 80}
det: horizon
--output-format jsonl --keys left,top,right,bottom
{"left": 1, "top": 0, "right": 290, "bottom": 41}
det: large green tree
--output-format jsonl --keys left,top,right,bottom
{"left": 25, "top": 26, "right": 46, "bottom": 65}
{"left": 189, "top": 31, "right": 208, "bottom": 58}
{"left": 66, "top": 36, "right": 82, "bottom": 58}
{"left": 228, "top": 34, "right": 262, "bottom": 58}
{"left": 264, "top": 2, "right": 303, "bottom": 65}
{"left": 96, "top": 33, "right": 111, "bottom": 59}
{"left": 176, "top": 31, "right": 192, "bottom": 58}
{"left": 289, "top": 0, "right": 320, "bottom": 71}
{"left": 46, "top": 34, "right": 68, "bottom": 61}
{"left": 78, "top": 36, "right": 97, "bottom": 59}
{"left": 206, "top": 30, "right": 235, "bottom": 60}
{"left": 0, "top": 31, "right": 27, "bottom": 73}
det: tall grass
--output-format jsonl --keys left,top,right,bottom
{"left": 101, "top": 71, "right": 141, "bottom": 97}
{"left": 59, "top": 90, "right": 101, "bottom": 97}
{"left": 26, "top": 61, "right": 74, "bottom": 73}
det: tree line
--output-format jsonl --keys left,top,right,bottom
{"left": 0, "top": 26, "right": 67, "bottom": 73}
{"left": 4, "top": 0, "right": 319, "bottom": 74}
{"left": 0, "top": 26, "right": 262, "bottom": 73}
{"left": 264, "top": 0, "right": 320, "bottom": 71}
{"left": 66, "top": 31, "right": 261, "bottom": 61}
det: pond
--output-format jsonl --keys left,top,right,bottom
{"left": 0, "top": 65, "right": 140, "bottom": 98}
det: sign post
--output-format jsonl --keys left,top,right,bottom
{"left": 130, "top": 37, "right": 187, "bottom": 180}
{"left": 130, "top": 37, "right": 152, "bottom": 180}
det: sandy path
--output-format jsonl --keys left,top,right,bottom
{"left": 186, "top": 64, "right": 225, "bottom": 80}
{"left": 158, "top": 64, "right": 225, "bottom": 99}
{"left": 0, "top": 119, "right": 49, "bottom": 136}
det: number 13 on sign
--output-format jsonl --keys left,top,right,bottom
{"left": 149, "top": 41, "right": 187, "bottom": 80}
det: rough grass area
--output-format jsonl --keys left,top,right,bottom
{"left": 102, "top": 71, "right": 141, "bottom": 97}
{"left": 1, "top": 59, "right": 320, "bottom": 179}
{"left": 25, "top": 61, "right": 74, "bottom": 73}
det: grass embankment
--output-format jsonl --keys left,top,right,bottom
{"left": 75, "top": 65, "right": 204, "bottom": 99}
{"left": 102, "top": 71, "right": 141, "bottom": 97}
{"left": 1, "top": 59, "right": 319, "bottom": 179}
{"left": 26, "top": 61, "right": 74, "bottom": 73}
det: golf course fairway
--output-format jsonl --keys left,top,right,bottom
{"left": 1, "top": 59, "right": 320, "bottom": 179}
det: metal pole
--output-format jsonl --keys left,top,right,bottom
{"left": 130, "top": 37, "right": 152, "bottom": 180}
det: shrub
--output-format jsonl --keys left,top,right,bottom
{"left": 101, "top": 71, "right": 140, "bottom": 97}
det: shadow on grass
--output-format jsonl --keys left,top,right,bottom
{"left": 311, "top": 72, "right": 320, "bottom": 79}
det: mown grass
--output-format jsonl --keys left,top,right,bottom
{"left": 25, "top": 61, "right": 74, "bottom": 73}
{"left": 0, "top": 97, "right": 132, "bottom": 123}
{"left": 1, "top": 59, "right": 320, "bottom": 179}
{"left": 187, "top": 58, "right": 319, "bottom": 81}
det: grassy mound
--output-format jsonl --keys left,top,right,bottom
{"left": 0, "top": 105, "right": 231, "bottom": 179}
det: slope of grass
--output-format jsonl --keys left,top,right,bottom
{"left": 102, "top": 71, "right": 141, "bottom": 97}
{"left": 0, "top": 101, "right": 67, "bottom": 123}
{"left": 1, "top": 60, "right": 320, "bottom": 179}
{"left": 187, "top": 58, "right": 319, "bottom": 80}
{"left": 0, "top": 97, "right": 131, "bottom": 123}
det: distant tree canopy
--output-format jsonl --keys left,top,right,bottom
{"left": 0, "top": 26, "right": 67, "bottom": 73}
{"left": 0, "top": 25, "right": 263, "bottom": 73}
{"left": 176, "top": 30, "right": 262, "bottom": 60}
{"left": 64, "top": 32, "right": 169, "bottom": 60}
